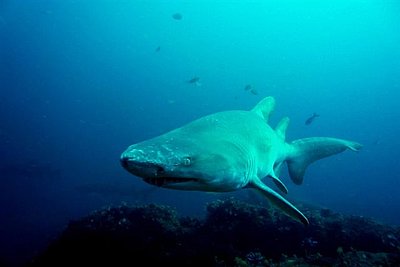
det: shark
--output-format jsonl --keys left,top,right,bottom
{"left": 120, "top": 96, "right": 362, "bottom": 225}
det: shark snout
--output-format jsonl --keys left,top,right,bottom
{"left": 120, "top": 146, "right": 171, "bottom": 178}
{"left": 120, "top": 156, "right": 130, "bottom": 169}
{"left": 120, "top": 155, "right": 166, "bottom": 178}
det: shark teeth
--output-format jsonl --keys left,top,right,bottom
{"left": 143, "top": 177, "right": 197, "bottom": 187}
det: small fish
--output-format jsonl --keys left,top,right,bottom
{"left": 187, "top": 76, "right": 200, "bottom": 84}
{"left": 172, "top": 13, "right": 183, "bottom": 20}
{"left": 305, "top": 113, "right": 320, "bottom": 125}
{"left": 155, "top": 46, "right": 161, "bottom": 52}
{"left": 244, "top": 84, "right": 258, "bottom": 95}
{"left": 250, "top": 89, "right": 258, "bottom": 95}
{"left": 186, "top": 77, "right": 201, "bottom": 87}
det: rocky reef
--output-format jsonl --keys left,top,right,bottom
{"left": 29, "top": 198, "right": 400, "bottom": 266}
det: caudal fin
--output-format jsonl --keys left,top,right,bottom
{"left": 286, "top": 137, "right": 362, "bottom": 185}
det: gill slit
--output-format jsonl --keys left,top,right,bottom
{"left": 229, "top": 139, "right": 255, "bottom": 188}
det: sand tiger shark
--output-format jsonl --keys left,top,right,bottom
{"left": 120, "top": 96, "right": 362, "bottom": 225}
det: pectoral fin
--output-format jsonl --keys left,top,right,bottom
{"left": 251, "top": 179, "right": 309, "bottom": 226}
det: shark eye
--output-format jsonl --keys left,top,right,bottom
{"left": 182, "top": 157, "right": 192, "bottom": 166}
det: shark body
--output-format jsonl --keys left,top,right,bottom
{"left": 120, "top": 96, "right": 362, "bottom": 225}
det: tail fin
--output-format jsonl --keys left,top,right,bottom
{"left": 286, "top": 137, "right": 362, "bottom": 185}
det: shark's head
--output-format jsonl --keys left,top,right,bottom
{"left": 120, "top": 123, "right": 246, "bottom": 192}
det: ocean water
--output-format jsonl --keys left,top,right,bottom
{"left": 1, "top": 0, "right": 399, "bottom": 265}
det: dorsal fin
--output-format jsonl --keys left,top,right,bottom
{"left": 275, "top": 117, "right": 290, "bottom": 140}
{"left": 251, "top": 96, "right": 275, "bottom": 123}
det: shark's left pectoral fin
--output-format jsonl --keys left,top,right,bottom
{"left": 251, "top": 179, "right": 309, "bottom": 226}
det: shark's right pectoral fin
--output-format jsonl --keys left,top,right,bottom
{"left": 251, "top": 179, "right": 309, "bottom": 226}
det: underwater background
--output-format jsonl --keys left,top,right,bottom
{"left": 1, "top": 0, "right": 400, "bottom": 266}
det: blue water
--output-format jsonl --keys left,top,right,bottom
{"left": 1, "top": 0, "right": 400, "bottom": 265}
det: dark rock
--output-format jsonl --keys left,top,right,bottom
{"left": 28, "top": 198, "right": 400, "bottom": 266}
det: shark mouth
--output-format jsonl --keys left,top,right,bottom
{"left": 143, "top": 177, "right": 198, "bottom": 187}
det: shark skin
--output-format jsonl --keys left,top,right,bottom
{"left": 120, "top": 96, "right": 362, "bottom": 226}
